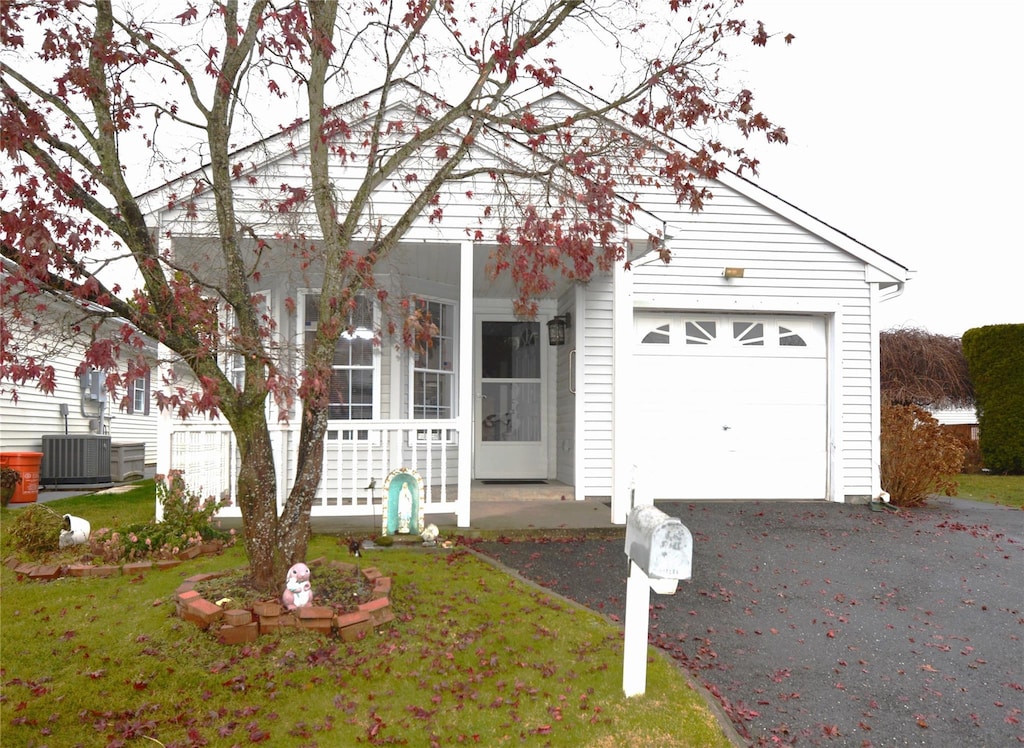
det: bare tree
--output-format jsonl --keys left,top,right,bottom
{"left": 1, "top": 0, "right": 789, "bottom": 592}
{"left": 880, "top": 327, "right": 974, "bottom": 408}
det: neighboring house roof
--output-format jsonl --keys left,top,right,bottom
{"left": 0, "top": 254, "right": 158, "bottom": 355}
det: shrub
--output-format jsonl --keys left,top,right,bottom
{"left": 1, "top": 465, "right": 22, "bottom": 508}
{"left": 952, "top": 430, "right": 985, "bottom": 474}
{"left": 7, "top": 504, "right": 64, "bottom": 557}
{"left": 157, "top": 470, "right": 228, "bottom": 539}
{"left": 881, "top": 404, "right": 966, "bottom": 507}
{"left": 88, "top": 472, "right": 234, "bottom": 562}
{"left": 962, "top": 324, "right": 1024, "bottom": 474}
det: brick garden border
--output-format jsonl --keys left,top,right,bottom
{"left": 4, "top": 547, "right": 394, "bottom": 646}
{"left": 174, "top": 557, "right": 395, "bottom": 645}
{"left": 2, "top": 540, "right": 226, "bottom": 581}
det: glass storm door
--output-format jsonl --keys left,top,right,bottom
{"left": 474, "top": 319, "right": 548, "bottom": 479}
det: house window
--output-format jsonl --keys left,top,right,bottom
{"left": 412, "top": 300, "right": 454, "bottom": 419}
{"left": 219, "top": 293, "right": 271, "bottom": 392}
{"left": 226, "top": 351, "right": 246, "bottom": 390}
{"left": 304, "top": 293, "right": 375, "bottom": 420}
{"left": 126, "top": 371, "right": 150, "bottom": 415}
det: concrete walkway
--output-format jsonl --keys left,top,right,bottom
{"left": 30, "top": 474, "right": 622, "bottom": 535}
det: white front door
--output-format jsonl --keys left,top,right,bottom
{"left": 474, "top": 318, "right": 548, "bottom": 479}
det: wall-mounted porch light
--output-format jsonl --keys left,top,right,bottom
{"left": 723, "top": 267, "right": 745, "bottom": 279}
{"left": 547, "top": 313, "right": 572, "bottom": 346}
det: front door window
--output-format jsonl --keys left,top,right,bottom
{"left": 480, "top": 321, "right": 541, "bottom": 443}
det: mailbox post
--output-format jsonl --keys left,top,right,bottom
{"left": 623, "top": 505, "right": 693, "bottom": 697}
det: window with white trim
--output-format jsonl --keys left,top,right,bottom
{"left": 304, "top": 293, "right": 375, "bottom": 420}
{"left": 126, "top": 371, "right": 150, "bottom": 415}
{"left": 219, "top": 293, "right": 272, "bottom": 392}
{"left": 411, "top": 300, "right": 455, "bottom": 420}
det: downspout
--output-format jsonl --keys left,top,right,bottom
{"left": 871, "top": 277, "right": 908, "bottom": 503}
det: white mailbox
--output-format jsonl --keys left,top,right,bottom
{"left": 625, "top": 505, "right": 693, "bottom": 581}
{"left": 622, "top": 504, "right": 695, "bottom": 697}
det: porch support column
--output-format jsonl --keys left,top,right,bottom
{"left": 456, "top": 240, "right": 474, "bottom": 527}
{"left": 611, "top": 263, "right": 634, "bottom": 525}
{"left": 154, "top": 341, "right": 173, "bottom": 522}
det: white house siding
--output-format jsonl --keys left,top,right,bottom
{"left": 578, "top": 275, "right": 615, "bottom": 499}
{"left": 930, "top": 407, "right": 978, "bottom": 426}
{"left": 624, "top": 185, "right": 879, "bottom": 502}
{"left": 0, "top": 324, "right": 158, "bottom": 464}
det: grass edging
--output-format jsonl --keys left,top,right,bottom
{"left": 464, "top": 545, "right": 747, "bottom": 748}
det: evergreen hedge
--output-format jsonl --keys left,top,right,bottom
{"left": 962, "top": 324, "right": 1024, "bottom": 474}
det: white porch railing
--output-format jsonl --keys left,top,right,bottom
{"left": 162, "top": 418, "right": 468, "bottom": 525}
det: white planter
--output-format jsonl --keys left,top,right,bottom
{"left": 59, "top": 514, "right": 91, "bottom": 548}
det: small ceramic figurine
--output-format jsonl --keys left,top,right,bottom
{"left": 282, "top": 562, "right": 313, "bottom": 610}
{"left": 397, "top": 482, "right": 413, "bottom": 533}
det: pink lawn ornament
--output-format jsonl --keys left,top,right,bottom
{"left": 282, "top": 562, "right": 313, "bottom": 610}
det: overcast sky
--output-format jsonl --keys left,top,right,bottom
{"left": 720, "top": 0, "right": 1021, "bottom": 337}
{"left": 18, "top": 1, "right": 1016, "bottom": 340}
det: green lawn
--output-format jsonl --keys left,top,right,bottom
{"left": 952, "top": 473, "right": 1024, "bottom": 508}
{"left": 0, "top": 489, "right": 732, "bottom": 748}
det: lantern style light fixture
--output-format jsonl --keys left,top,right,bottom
{"left": 547, "top": 313, "right": 571, "bottom": 346}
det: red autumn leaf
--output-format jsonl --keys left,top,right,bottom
{"left": 248, "top": 726, "right": 271, "bottom": 742}
{"left": 176, "top": 5, "right": 198, "bottom": 24}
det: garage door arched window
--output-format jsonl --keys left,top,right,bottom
{"left": 637, "top": 315, "right": 820, "bottom": 354}
{"left": 779, "top": 326, "right": 808, "bottom": 347}
{"left": 733, "top": 321, "right": 764, "bottom": 346}
{"left": 641, "top": 323, "right": 671, "bottom": 345}
{"left": 685, "top": 320, "right": 716, "bottom": 345}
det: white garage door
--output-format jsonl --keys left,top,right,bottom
{"left": 633, "top": 313, "right": 827, "bottom": 500}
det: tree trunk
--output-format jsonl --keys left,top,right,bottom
{"left": 233, "top": 417, "right": 283, "bottom": 593}
{"left": 277, "top": 405, "right": 330, "bottom": 568}
{"left": 227, "top": 382, "right": 329, "bottom": 595}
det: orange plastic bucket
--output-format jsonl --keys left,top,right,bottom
{"left": 1, "top": 452, "right": 43, "bottom": 504}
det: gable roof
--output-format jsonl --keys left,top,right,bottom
{"left": 535, "top": 84, "right": 911, "bottom": 283}
{"left": 137, "top": 81, "right": 909, "bottom": 284}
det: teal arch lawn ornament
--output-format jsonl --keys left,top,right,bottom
{"left": 382, "top": 468, "right": 425, "bottom": 536}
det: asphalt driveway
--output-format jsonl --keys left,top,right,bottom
{"left": 472, "top": 498, "right": 1023, "bottom": 746}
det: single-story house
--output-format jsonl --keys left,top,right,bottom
{"left": 142, "top": 86, "right": 910, "bottom": 526}
{"left": 0, "top": 258, "right": 158, "bottom": 484}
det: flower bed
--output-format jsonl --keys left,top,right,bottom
{"left": 174, "top": 557, "right": 394, "bottom": 645}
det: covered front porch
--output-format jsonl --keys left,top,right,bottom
{"left": 156, "top": 240, "right": 582, "bottom": 528}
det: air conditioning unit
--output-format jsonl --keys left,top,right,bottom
{"left": 41, "top": 435, "right": 112, "bottom": 486}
